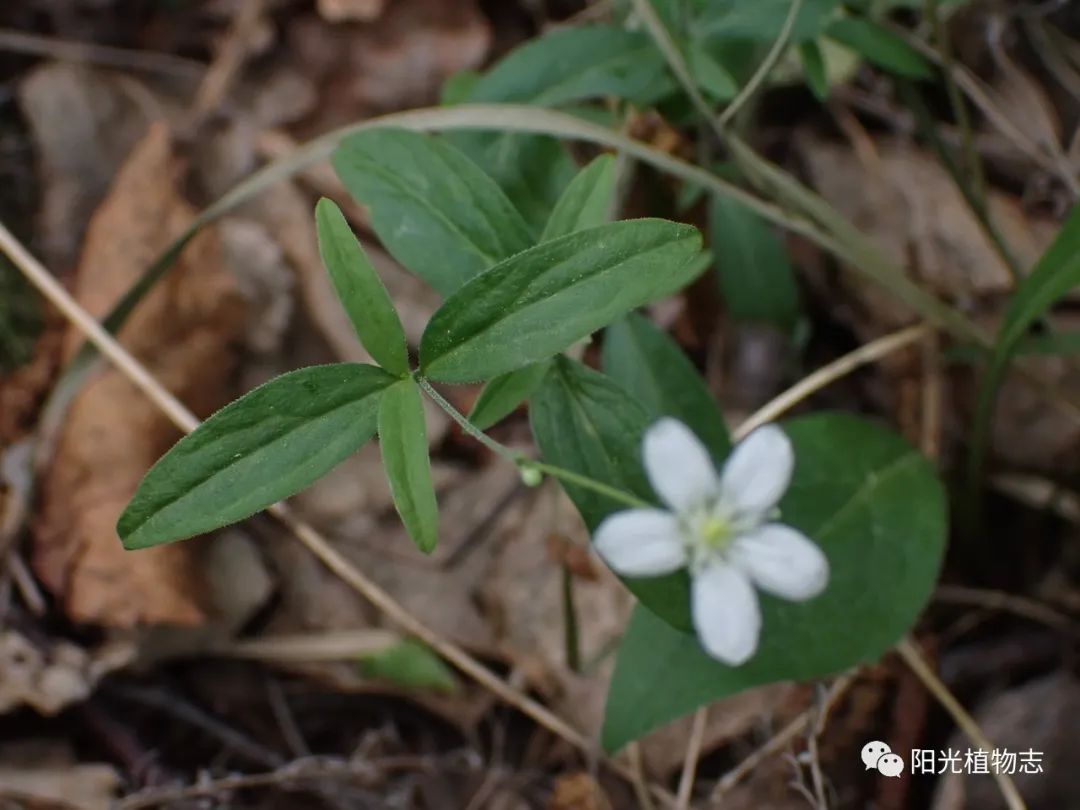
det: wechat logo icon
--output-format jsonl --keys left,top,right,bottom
{"left": 862, "top": 741, "right": 905, "bottom": 778}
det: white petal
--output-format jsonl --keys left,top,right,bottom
{"left": 719, "top": 424, "right": 794, "bottom": 518}
{"left": 593, "top": 509, "right": 686, "bottom": 577}
{"left": 691, "top": 563, "right": 761, "bottom": 666}
{"left": 642, "top": 418, "right": 720, "bottom": 513}
{"left": 730, "top": 523, "right": 829, "bottom": 601}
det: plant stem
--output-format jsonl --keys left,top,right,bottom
{"left": 715, "top": 0, "right": 803, "bottom": 130}
{"left": 415, "top": 376, "right": 519, "bottom": 463}
{"left": 522, "top": 461, "right": 652, "bottom": 509}
{"left": 415, "top": 376, "right": 650, "bottom": 510}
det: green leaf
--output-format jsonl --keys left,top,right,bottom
{"left": 709, "top": 194, "right": 800, "bottom": 328}
{"left": 379, "top": 377, "right": 439, "bottom": 553}
{"left": 530, "top": 357, "right": 692, "bottom": 630}
{"left": 700, "top": 0, "right": 842, "bottom": 43}
{"left": 825, "top": 18, "right": 933, "bottom": 79}
{"left": 466, "top": 24, "right": 674, "bottom": 108}
{"left": 449, "top": 132, "right": 579, "bottom": 238}
{"left": 970, "top": 205, "right": 1080, "bottom": 483}
{"left": 315, "top": 198, "right": 409, "bottom": 376}
{"left": 686, "top": 42, "right": 738, "bottom": 101}
{"left": 361, "top": 640, "right": 458, "bottom": 693}
{"left": 119, "top": 364, "right": 396, "bottom": 549}
{"left": 440, "top": 70, "right": 480, "bottom": 105}
{"left": 603, "top": 313, "right": 731, "bottom": 459}
{"left": 469, "top": 360, "right": 552, "bottom": 431}
{"left": 332, "top": 129, "right": 533, "bottom": 296}
{"left": 420, "top": 219, "right": 704, "bottom": 383}
{"left": 602, "top": 413, "right": 947, "bottom": 751}
{"left": 799, "top": 40, "right": 829, "bottom": 99}
{"left": 541, "top": 155, "right": 618, "bottom": 241}
{"left": 985, "top": 205, "right": 1080, "bottom": 368}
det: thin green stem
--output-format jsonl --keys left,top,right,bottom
{"left": 522, "top": 461, "right": 652, "bottom": 509}
{"left": 715, "top": 0, "right": 803, "bottom": 130}
{"left": 415, "top": 376, "right": 519, "bottom": 463}
{"left": 629, "top": 0, "right": 715, "bottom": 129}
{"left": 416, "top": 376, "right": 650, "bottom": 510}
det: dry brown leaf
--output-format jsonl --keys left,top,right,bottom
{"left": 33, "top": 124, "right": 247, "bottom": 627}
{"left": 0, "top": 742, "right": 120, "bottom": 810}
{"left": 800, "top": 136, "right": 1058, "bottom": 330}
{"left": 548, "top": 773, "right": 612, "bottom": 810}
{"left": 0, "top": 327, "right": 62, "bottom": 447}
{"left": 931, "top": 674, "right": 1080, "bottom": 810}
{"left": 318, "top": 0, "right": 386, "bottom": 23}
{"left": 288, "top": 0, "right": 490, "bottom": 124}
{"left": 0, "top": 631, "right": 132, "bottom": 715}
{"left": 987, "top": 34, "right": 1063, "bottom": 157}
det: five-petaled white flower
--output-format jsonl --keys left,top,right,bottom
{"left": 594, "top": 419, "right": 829, "bottom": 666}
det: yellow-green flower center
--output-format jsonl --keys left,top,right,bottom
{"left": 699, "top": 515, "right": 734, "bottom": 550}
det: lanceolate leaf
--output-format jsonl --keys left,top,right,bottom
{"left": 799, "top": 40, "right": 830, "bottom": 100}
{"left": 332, "top": 129, "right": 533, "bottom": 296}
{"left": 530, "top": 357, "right": 692, "bottom": 630}
{"left": 603, "top": 313, "right": 731, "bottom": 459}
{"left": 420, "top": 219, "right": 703, "bottom": 383}
{"left": 541, "top": 155, "right": 618, "bottom": 241}
{"left": 970, "top": 205, "right": 1080, "bottom": 484}
{"left": 984, "top": 204, "right": 1080, "bottom": 373}
{"left": 700, "top": 0, "right": 841, "bottom": 43}
{"left": 825, "top": 18, "right": 932, "bottom": 80}
{"left": 602, "top": 413, "right": 947, "bottom": 751}
{"left": 469, "top": 361, "right": 552, "bottom": 431}
{"left": 686, "top": 42, "right": 738, "bottom": 101}
{"left": 378, "top": 378, "right": 439, "bottom": 553}
{"left": 447, "top": 132, "right": 579, "bottom": 238}
{"left": 361, "top": 640, "right": 458, "bottom": 693}
{"left": 709, "top": 194, "right": 800, "bottom": 328}
{"left": 466, "top": 25, "right": 674, "bottom": 108}
{"left": 315, "top": 198, "right": 409, "bottom": 375}
{"left": 119, "top": 364, "right": 396, "bottom": 549}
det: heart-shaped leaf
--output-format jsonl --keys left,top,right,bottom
{"left": 602, "top": 413, "right": 947, "bottom": 751}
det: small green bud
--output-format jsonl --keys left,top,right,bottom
{"left": 519, "top": 465, "right": 543, "bottom": 487}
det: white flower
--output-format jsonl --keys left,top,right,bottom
{"left": 594, "top": 419, "right": 829, "bottom": 666}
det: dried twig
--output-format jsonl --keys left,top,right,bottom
{"left": 626, "top": 743, "right": 659, "bottom": 810}
{"left": 117, "top": 757, "right": 380, "bottom": 810}
{"left": 188, "top": 0, "right": 267, "bottom": 128}
{"left": 710, "top": 674, "right": 855, "bottom": 803}
{"left": 674, "top": 707, "right": 708, "bottom": 809}
{"left": 934, "top": 584, "right": 1075, "bottom": 633}
{"left": 895, "top": 637, "right": 1027, "bottom": 810}
{"left": 0, "top": 28, "right": 204, "bottom": 80}
{"left": 734, "top": 324, "right": 932, "bottom": 440}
